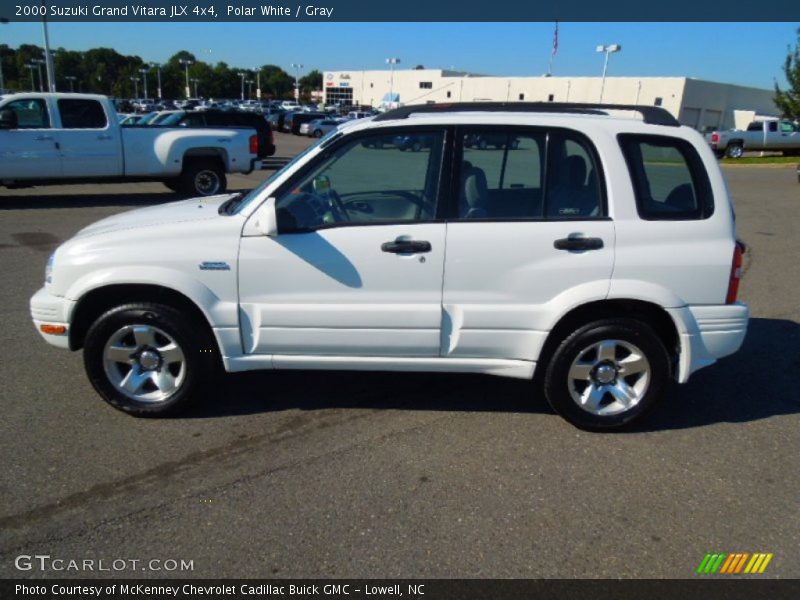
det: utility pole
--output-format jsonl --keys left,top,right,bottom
{"left": 291, "top": 63, "right": 303, "bottom": 101}
{"left": 139, "top": 67, "right": 149, "bottom": 100}
{"left": 238, "top": 72, "right": 246, "bottom": 101}
{"left": 41, "top": 1, "right": 56, "bottom": 91}
{"left": 179, "top": 58, "right": 193, "bottom": 98}
{"left": 150, "top": 63, "right": 162, "bottom": 99}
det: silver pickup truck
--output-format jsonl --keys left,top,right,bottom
{"left": 705, "top": 119, "right": 800, "bottom": 158}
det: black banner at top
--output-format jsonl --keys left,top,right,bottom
{"left": 1, "top": 0, "right": 799, "bottom": 22}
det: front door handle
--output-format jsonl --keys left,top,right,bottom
{"left": 554, "top": 236, "right": 604, "bottom": 251}
{"left": 97, "top": 134, "right": 113, "bottom": 140}
{"left": 381, "top": 239, "right": 432, "bottom": 254}
{"left": 34, "top": 135, "right": 54, "bottom": 141}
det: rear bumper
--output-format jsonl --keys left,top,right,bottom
{"left": 30, "top": 287, "right": 76, "bottom": 350}
{"left": 667, "top": 303, "right": 749, "bottom": 383}
{"left": 244, "top": 158, "right": 262, "bottom": 174}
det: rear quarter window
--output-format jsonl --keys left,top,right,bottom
{"left": 618, "top": 134, "right": 714, "bottom": 220}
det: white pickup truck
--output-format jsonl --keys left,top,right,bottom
{"left": 0, "top": 93, "right": 261, "bottom": 196}
{"left": 705, "top": 118, "right": 800, "bottom": 159}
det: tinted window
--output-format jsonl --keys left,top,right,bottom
{"left": 619, "top": 134, "right": 713, "bottom": 220}
{"left": 57, "top": 99, "right": 107, "bottom": 128}
{"left": 457, "top": 129, "right": 602, "bottom": 220}
{"left": 746, "top": 122, "right": 762, "bottom": 131}
{"left": 459, "top": 131, "right": 544, "bottom": 219}
{"left": 4, "top": 98, "right": 50, "bottom": 128}
{"left": 545, "top": 133, "right": 604, "bottom": 218}
{"left": 276, "top": 131, "right": 443, "bottom": 230}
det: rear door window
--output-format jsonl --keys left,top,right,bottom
{"left": 57, "top": 99, "right": 108, "bottom": 129}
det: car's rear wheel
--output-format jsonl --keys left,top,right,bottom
{"left": 83, "top": 303, "right": 218, "bottom": 416}
{"left": 725, "top": 143, "right": 744, "bottom": 159}
{"left": 179, "top": 159, "right": 227, "bottom": 196}
{"left": 313, "top": 129, "right": 323, "bottom": 138}
{"left": 543, "top": 318, "right": 670, "bottom": 430}
{"left": 411, "top": 141, "right": 422, "bottom": 152}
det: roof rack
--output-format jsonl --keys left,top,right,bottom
{"left": 373, "top": 102, "right": 680, "bottom": 127}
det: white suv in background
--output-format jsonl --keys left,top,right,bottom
{"left": 30, "top": 103, "right": 749, "bottom": 430}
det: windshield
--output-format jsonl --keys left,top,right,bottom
{"left": 234, "top": 131, "right": 338, "bottom": 214}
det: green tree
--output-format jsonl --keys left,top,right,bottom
{"left": 774, "top": 28, "right": 800, "bottom": 119}
{"left": 299, "top": 69, "right": 322, "bottom": 93}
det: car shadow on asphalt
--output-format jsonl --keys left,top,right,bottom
{"left": 182, "top": 317, "right": 799, "bottom": 432}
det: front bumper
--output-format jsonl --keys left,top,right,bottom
{"left": 30, "top": 287, "right": 76, "bottom": 350}
{"left": 667, "top": 303, "right": 749, "bottom": 383}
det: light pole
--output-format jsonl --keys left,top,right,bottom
{"left": 32, "top": 58, "right": 45, "bottom": 91}
{"left": 26, "top": 64, "right": 36, "bottom": 91}
{"left": 41, "top": 1, "right": 56, "bottom": 91}
{"left": 596, "top": 44, "right": 621, "bottom": 103}
{"left": 130, "top": 76, "right": 139, "bottom": 99}
{"left": 150, "top": 62, "right": 162, "bottom": 99}
{"left": 190, "top": 78, "right": 200, "bottom": 98}
{"left": 291, "top": 63, "right": 303, "bottom": 101}
{"left": 238, "top": 72, "right": 246, "bottom": 101}
{"left": 64, "top": 75, "right": 77, "bottom": 92}
{"left": 255, "top": 66, "right": 261, "bottom": 100}
{"left": 179, "top": 58, "right": 193, "bottom": 98}
{"left": 0, "top": 18, "right": 8, "bottom": 94}
{"left": 246, "top": 79, "right": 254, "bottom": 100}
{"left": 386, "top": 57, "right": 400, "bottom": 108}
{"left": 139, "top": 67, "right": 149, "bottom": 100}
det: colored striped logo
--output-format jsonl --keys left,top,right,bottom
{"left": 696, "top": 552, "right": 773, "bottom": 574}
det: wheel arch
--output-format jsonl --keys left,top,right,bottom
{"left": 536, "top": 298, "right": 680, "bottom": 381}
{"left": 69, "top": 283, "right": 221, "bottom": 356}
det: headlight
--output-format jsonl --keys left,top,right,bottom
{"left": 45, "top": 253, "right": 55, "bottom": 284}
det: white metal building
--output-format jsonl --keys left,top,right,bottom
{"left": 323, "top": 69, "right": 777, "bottom": 130}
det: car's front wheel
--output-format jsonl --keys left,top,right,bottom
{"left": 543, "top": 318, "right": 670, "bottom": 430}
{"left": 83, "top": 303, "right": 217, "bottom": 416}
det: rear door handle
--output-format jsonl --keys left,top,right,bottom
{"left": 554, "top": 236, "right": 604, "bottom": 251}
{"left": 381, "top": 239, "right": 432, "bottom": 254}
{"left": 34, "top": 135, "right": 54, "bottom": 141}
{"left": 97, "top": 134, "right": 113, "bottom": 140}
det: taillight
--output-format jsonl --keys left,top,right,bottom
{"left": 711, "top": 133, "right": 719, "bottom": 144}
{"left": 249, "top": 134, "right": 258, "bottom": 154}
{"left": 726, "top": 241, "right": 745, "bottom": 304}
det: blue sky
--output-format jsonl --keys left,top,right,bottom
{"left": 1, "top": 22, "right": 797, "bottom": 89}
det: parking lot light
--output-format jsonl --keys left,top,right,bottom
{"left": 179, "top": 58, "right": 193, "bottom": 98}
{"left": 291, "top": 63, "right": 303, "bottom": 101}
{"left": 150, "top": 63, "right": 162, "bottom": 100}
{"left": 139, "top": 67, "right": 149, "bottom": 100}
{"left": 596, "top": 44, "right": 621, "bottom": 103}
{"left": 386, "top": 57, "right": 401, "bottom": 109}
{"left": 64, "top": 75, "right": 77, "bottom": 92}
{"left": 238, "top": 72, "right": 246, "bottom": 101}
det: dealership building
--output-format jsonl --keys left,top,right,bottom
{"left": 323, "top": 69, "right": 777, "bottom": 130}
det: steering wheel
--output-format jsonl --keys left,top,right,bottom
{"left": 327, "top": 189, "right": 351, "bottom": 222}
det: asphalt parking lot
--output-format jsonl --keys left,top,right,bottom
{"left": 0, "top": 137, "right": 798, "bottom": 579}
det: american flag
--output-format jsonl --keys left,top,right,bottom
{"left": 552, "top": 21, "right": 559, "bottom": 56}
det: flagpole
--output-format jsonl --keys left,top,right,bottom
{"left": 548, "top": 21, "right": 559, "bottom": 76}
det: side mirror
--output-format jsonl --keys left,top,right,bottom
{"left": 256, "top": 197, "right": 278, "bottom": 237}
{"left": 0, "top": 109, "right": 18, "bottom": 130}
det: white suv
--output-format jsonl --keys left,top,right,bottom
{"left": 30, "top": 103, "right": 749, "bottom": 430}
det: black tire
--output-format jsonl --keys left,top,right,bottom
{"left": 725, "top": 143, "right": 744, "bottom": 159}
{"left": 179, "top": 159, "right": 227, "bottom": 196}
{"left": 313, "top": 129, "right": 323, "bottom": 138}
{"left": 543, "top": 318, "right": 670, "bottom": 431}
{"left": 83, "top": 303, "right": 218, "bottom": 417}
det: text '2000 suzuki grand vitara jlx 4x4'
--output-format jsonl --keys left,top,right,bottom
{"left": 31, "top": 103, "right": 749, "bottom": 430}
